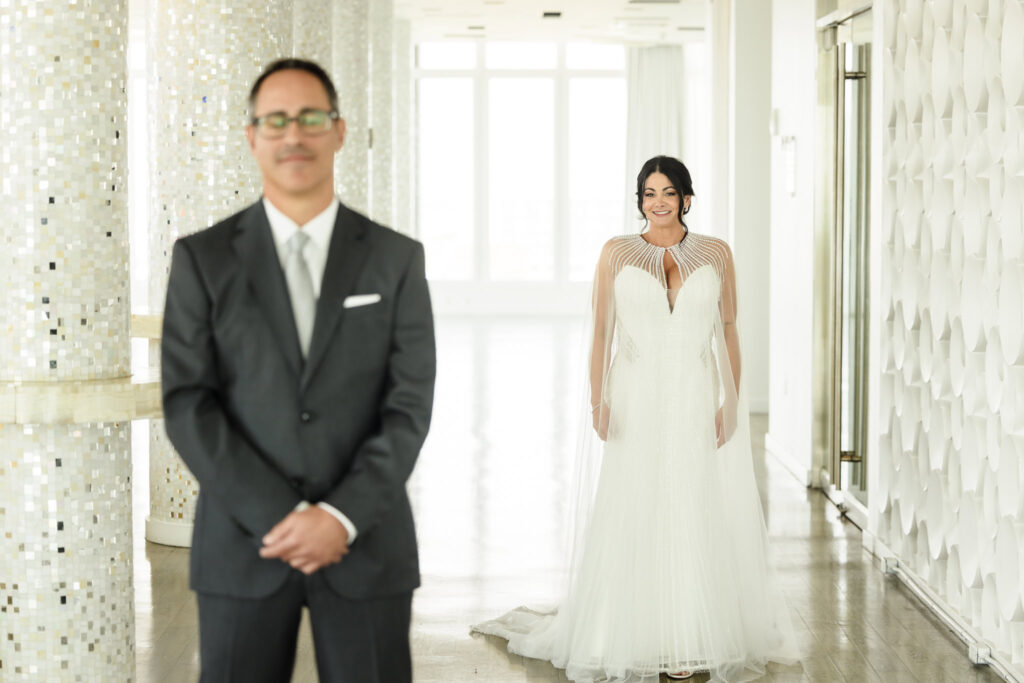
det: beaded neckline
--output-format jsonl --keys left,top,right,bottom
{"left": 638, "top": 229, "right": 688, "bottom": 250}
{"left": 606, "top": 232, "right": 726, "bottom": 291}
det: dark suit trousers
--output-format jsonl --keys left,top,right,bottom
{"left": 197, "top": 571, "right": 412, "bottom": 683}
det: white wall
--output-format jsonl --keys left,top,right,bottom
{"left": 873, "top": 0, "right": 1024, "bottom": 670}
{"left": 766, "top": 0, "right": 818, "bottom": 482}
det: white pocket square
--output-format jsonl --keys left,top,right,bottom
{"left": 343, "top": 293, "right": 382, "bottom": 308}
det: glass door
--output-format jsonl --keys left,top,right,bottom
{"left": 838, "top": 37, "right": 870, "bottom": 507}
{"left": 813, "top": 8, "right": 872, "bottom": 515}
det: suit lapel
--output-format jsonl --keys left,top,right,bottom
{"left": 232, "top": 202, "right": 304, "bottom": 376}
{"left": 301, "top": 203, "right": 370, "bottom": 388}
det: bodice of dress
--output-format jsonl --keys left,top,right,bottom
{"left": 614, "top": 264, "right": 720, "bottom": 358}
{"left": 606, "top": 233, "right": 729, "bottom": 363}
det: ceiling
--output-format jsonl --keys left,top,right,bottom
{"left": 394, "top": 0, "right": 707, "bottom": 45}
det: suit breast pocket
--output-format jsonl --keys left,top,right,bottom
{"left": 341, "top": 297, "right": 390, "bottom": 332}
{"left": 331, "top": 303, "right": 391, "bottom": 373}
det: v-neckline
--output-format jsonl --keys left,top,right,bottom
{"left": 636, "top": 234, "right": 687, "bottom": 313}
{"left": 663, "top": 250, "right": 683, "bottom": 312}
{"left": 617, "top": 262, "right": 714, "bottom": 316}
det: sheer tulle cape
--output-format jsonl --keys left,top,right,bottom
{"left": 472, "top": 232, "right": 800, "bottom": 682}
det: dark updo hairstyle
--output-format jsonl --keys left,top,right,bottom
{"left": 635, "top": 155, "right": 695, "bottom": 227}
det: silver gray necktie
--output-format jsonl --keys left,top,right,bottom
{"left": 284, "top": 231, "right": 316, "bottom": 357}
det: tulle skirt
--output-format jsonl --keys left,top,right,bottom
{"left": 472, "top": 357, "right": 800, "bottom": 682}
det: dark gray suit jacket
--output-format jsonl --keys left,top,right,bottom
{"left": 161, "top": 200, "right": 435, "bottom": 600}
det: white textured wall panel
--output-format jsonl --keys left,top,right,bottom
{"left": 882, "top": 0, "right": 1024, "bottom": 670}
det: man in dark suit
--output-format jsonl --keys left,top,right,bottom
{"left": 160, "top": 58, "right": 435, "bottom": 682}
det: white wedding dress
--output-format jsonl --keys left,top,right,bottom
{"left": 472, "top": 233, "right": 799, "bottom": 682}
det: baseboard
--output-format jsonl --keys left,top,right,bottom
{"left": 146, "top": 517, "right": 193, "bottom": 548}
{"left": 842, "top": 494, "right": 868, "bottom": 531}
{"left": 870, "top": 539, "right": 1024, "bottom": 681}
{"left": 860, "top": 526, "right": 877, "bottom": 555}
{"left": 764, "top": 432, "right": 813, "bottom": 487}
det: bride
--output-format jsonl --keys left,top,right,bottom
{"left": 472, "top": 156, "right": 799, "bottom": 682}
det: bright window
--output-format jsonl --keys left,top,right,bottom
{"left": 485, "top": 41, "right": 557, "bottom": 69}
{"left": 566, "top": 42, "right": 626, "bottom": 70}
{"left": 417, "top": 41, "right": 476, "bottom": 70}
{"left": 418, "top": 77, "right": 475, "bottom": 280}
{"left": 489, "top": 78, "right": 555, "bottom": 281}
{"left": 416, "top": 42, "right": 627, "bottom": 286}
{"left": 568, "top": 77, "right": 627, "bottom": 280}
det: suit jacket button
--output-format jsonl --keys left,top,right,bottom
{"left": 300, "top": 411, "right": 312, "bottom": 423}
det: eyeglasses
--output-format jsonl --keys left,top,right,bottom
{"left": 250, "top": 108, "right": 340, "bottom": 138}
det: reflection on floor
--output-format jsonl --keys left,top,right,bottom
{"left": 133, "top": 317, "right": 1003, "bottom": 682}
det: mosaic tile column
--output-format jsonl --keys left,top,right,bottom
{"left": 333, "top": 0, "right": 370, "bottom": 214}
{"left": 0, "top": 1, "right": 136, "bottom": 678}
{"left": 294, "top": 0, "right": 332, "bottom": 68}
{"left": 394, "top": 18, "right": 414, "bottom": 236}
{"left": 879, "top": 0, "right": 1024, "bottom": 669}
{"left": 145, "top": 0, "right": 292, "bottom": 546}
{"left": 369, "top": 0, "right": 394, "bottom": 227}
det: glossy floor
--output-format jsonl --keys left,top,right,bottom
{"left": 132, "top": 317, "right": 1002, "bottom": 682}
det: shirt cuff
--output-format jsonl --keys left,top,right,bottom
{"left": 303, "top": 501, "right": 358, "bottom": 544}
{"left": 293, "top": 501, "right": 358, "bottom": 543}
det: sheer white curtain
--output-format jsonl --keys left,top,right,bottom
{"left": 625, "top": 46, "right": 685, "bottom": 230}
{"left": 625, "top": 44, "right": 709, "bottom": 235}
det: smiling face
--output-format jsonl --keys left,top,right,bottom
{"left": 642, "top": 172, "right": 690, "bottom": 229}
{"left": 246, "top": 69, "right": 345, "bottom": 206}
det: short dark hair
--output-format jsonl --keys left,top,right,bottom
{"left": 635, "top": 155, "right": 695, "bottom": 227}
{"left": 248, "top": 58, "right": 339, "bottom": 115}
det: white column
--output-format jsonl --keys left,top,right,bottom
{"left": 334, "top": 0, "right": 371, "bottom": 214}
{"left": 707, "top": 0, "right": 771, "bottom": 411}
{"left": 707, "top": 0, "right": 732, "bottom": 242}
{"left": 394, "top": 18, "right": 414, "bottom": 235}
{"left": 370, "top": 0, "right": 395, "bottom": 226}
{"left": 765, "top": 0, "right": 818, "bottom": 482}
{"left": 294, "top": 0, "right": 333, "bottom": 67}
{"left": 730, "top": 0, "right": 773, "bottom": 412}
{"left": 146, "top": 0, "right": 293, "bottom": 546}
{"left": 0, "top": 1, "right": 136, "bottom": 678}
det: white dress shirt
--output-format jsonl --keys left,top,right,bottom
{"left": 263, "top": 197, "right": 358, "bottom": 545}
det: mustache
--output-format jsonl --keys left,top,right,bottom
{"left": 275, "top": 146, "right": 315, "bottom": 161}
